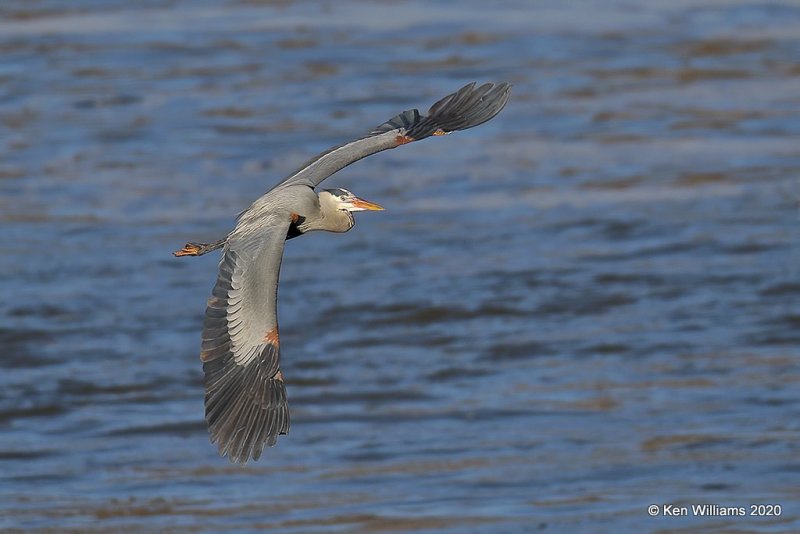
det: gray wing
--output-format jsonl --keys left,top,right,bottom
{"left": 279, "top": 81, "right": 511, "bottom": 189}
{"left": 201, "top": 217, "right": 291, "bottom": 464}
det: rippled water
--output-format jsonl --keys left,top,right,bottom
{"left": 1, "top": 0, "right": 798, "bottom": 532}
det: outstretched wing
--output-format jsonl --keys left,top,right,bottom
{"left": 201, "top": 216, "right": 291, "bottom": 464}
{"left": 279, "top": 81, "right": 511, "bottom": 189}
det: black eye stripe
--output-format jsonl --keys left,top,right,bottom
{"left": 328, "top": 188, "right": 352, "bottom": 199}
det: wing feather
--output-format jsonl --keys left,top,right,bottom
{"left": 279, "top": 81, "right": 511, "bottom": 189}
{"left": 201, "top": 218, "right": 291, "bottom": 464}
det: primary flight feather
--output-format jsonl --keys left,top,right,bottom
{"left": 175, "top": 82, "right": 511, "bottom": 463}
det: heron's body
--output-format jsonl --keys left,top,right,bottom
{"left": 176, "top": 82, "right": 511, "bottom": 463}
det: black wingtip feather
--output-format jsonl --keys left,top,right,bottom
{"left": 204, "top": 346, "right": 290, "bottom": 464}
{"left": 405, "top": 81, "right": 511, "bottom": 139}
{"left": 368, "top": 82, "right": 510, "bottom": 142}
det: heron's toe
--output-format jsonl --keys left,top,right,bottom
{"left": 174, "top": 243, "right": 203, "bottom": 257}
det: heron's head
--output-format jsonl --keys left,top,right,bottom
{"left": 318, "top": 188, "right": 384, "bottom": 233}
{"left": 322, "top": 188, "right": 384, "bottom": 213}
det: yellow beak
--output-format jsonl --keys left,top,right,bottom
{"left": 351, "top": 197, "right": 385, "bottom": 211}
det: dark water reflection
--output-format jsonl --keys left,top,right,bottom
{"left": 1, "top": 0, "right": 798, "bottom": 532}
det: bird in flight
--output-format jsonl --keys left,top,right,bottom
{"left": 175, "top": 82, "right": 511, "bottom": 463}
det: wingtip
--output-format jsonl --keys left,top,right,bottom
{"left": 423, "top": 81, "right": 512, "bottom": 133}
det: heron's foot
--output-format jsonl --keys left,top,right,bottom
{"left": 173, "top": 240, "right": 224, "bottom": 257}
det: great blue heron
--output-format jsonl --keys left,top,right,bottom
{"left": 175, "top": 82, "right": 511, "bottom": 463}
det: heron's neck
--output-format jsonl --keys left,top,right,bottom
{"left": 323, "top": 208, "right": 354, "bottom": 233}
{"left": 312, "top": 191, "right": 355, "bottom": 233}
